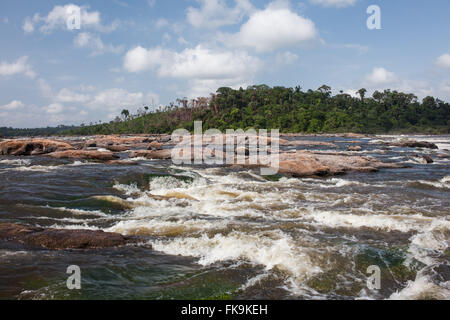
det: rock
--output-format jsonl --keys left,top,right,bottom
{"left": 278, "top": 158, "right": 330, "bottom": 177}
{"left": 105, "top": 145, "right": 130, "bottom": 152}
{"left": 345, "top": 133, "right": 367, "bottom": 138}
{"left": 129, "top": 149, "right": 172, "bottom": 160}
{"left": 0, "top": 139, "right": 74, "bottom": 156}
{"left": 387, "top": 140, "right": 438, "bottom": 149}
{"left": 422, "top": 155, "right": 434, "bottom": 164}
{"left": 284, "top": 140, "right": 337, "bottom": 147}
{"left": 105, "top": 160, "right": 138, "bottom": 165}
{"left": 0, "top": 223, "right": 145, "bottom": 250}
{"left": 48, "top": 150, "right": 119, "bottom": 161}
{"left": 147, "top": 141, "right": 163, "bottom": 150}
{"left": 348, "top": 146, "right": 363, "bottom": 152}
{"left": 232, "top": 151, "right": 401, "bottom": 178}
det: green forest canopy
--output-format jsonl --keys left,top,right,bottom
{"left": 1, "top": 85, "right": 449, "bottom": 137}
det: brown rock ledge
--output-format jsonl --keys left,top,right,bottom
{"left": 48, "top": 150, "right": 119, "bottom": 161}
{"left": 0, "top": 223, "right": 146, "bottom": 250}
{"left": 0, "top": 139, "right": 74, "bottom": 156}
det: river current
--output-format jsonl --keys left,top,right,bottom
{"left": 0, "top": 135, "right": 449, "bottom": 300}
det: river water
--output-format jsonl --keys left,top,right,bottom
{"left": 0, "top": 135, "right": 449, "bottom": 300}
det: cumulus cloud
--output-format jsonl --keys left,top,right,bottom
{"left": 46, "top": 103, "right": 64, "bottom": 114}
{"left": 123, "top": 45, "right": 261, "bottom": 96}
{"left": 222, "top": 6, "right": 317, "bottom": 52}
{"left": 435, "top": 54, "right": 450, "bottom": 69}
{"left": 0, "top": 100, "right": 25, "bottom": 111}
{"left": 310, "top": 0, "right": 358, "bottom": 8}
{"left": 187, "top": 0, "right": 254, "bottom": 28}
{"left": 54, "top": 88, "right": 91, "bottom": 103}
{"left": 74, "top": 32, "right": 123, "bottom": 56}
{"left": 364, "top": 67, "right": 398, "bottom": 86}
{"left": 23, "top": 4, "right": 118, "bottom": 34}
{"left": 0, "top": 56, "right": 36, "bottom": 79}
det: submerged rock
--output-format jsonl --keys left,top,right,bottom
{"left": 387, "top": 140, "right": 438, "bottom": 149}
{"left": 0, "top": 223, "right": 145, "bottom": 250}
{"left": 0, "top": 139, "right": 74, "bottom": 156}
{"left": 347, "top": 146, "right": 363, "bottom": 152}
{"left": 422, "top": 155, "right": 434, "bottom": 163}
{"left": 48, "top": 150, "right": 119, "bottom": 161}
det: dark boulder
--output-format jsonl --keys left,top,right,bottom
{"left": 0, "top": 223, "right": 145, "bottom": 250}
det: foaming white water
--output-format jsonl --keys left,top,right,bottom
{"left": 45, "top": 223, "right": 101, "bottom": 231}
{"left": 149, "top": 231, "right": 321, "bottom": 281}
{"left": 3, "top": 160, "right": 99, "bottom": 172}
{"left": 107, "top": 218, "right": 223, "bottom": 236}
{"left": 149, "top": 175, "right": 207, "bottom": 193}
{"left": 389, "top": 273, "right": 450, "bottom": 300}
{"left": 239, "top": 272, "right": 271, "bottom": 292}
{"left": 113, "top": 183, "right": 142, "bottom": 196}
{"left": 45, "top": 206, "right": 109, "bottom": 217}
{"left": 8, "top": 165, "right": 63, "bottom": 172}
{"left": 303, "top": 210, "right": 450, "bottom": 233}
{"left": 0, "top": 159, "right": 31, "bottom": 166}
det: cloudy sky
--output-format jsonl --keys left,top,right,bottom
{"left": 0, "top": 0, "right": 449, "bottom": 128}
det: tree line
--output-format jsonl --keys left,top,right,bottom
{"left": 1, "top": 85, "right": 449, "bottom": 137}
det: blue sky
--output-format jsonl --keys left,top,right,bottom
{"left": 0, "top": 0, "right": 449, "bottom": 128}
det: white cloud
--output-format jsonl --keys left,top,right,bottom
{"left": 0, "top": 56, "right": 36, "bottom": 79}
{"left": 435, "top": 54, "right": 450, "bottom": 69}
{"left": 148, "top": 0, "right": 157, "bottom": 7}
{"left": 123, "top": 45, "right": 261, "bottom": 96}
{"left": 123, "top": 46, "right": 169, "bottom": 73}
{"left": 222, "top": 6, "right": 318, "bottom": 52}
{"left": 46, "top": 103, "right": 64, "bottom": 114}
{"left": 310, "top": 0, "right": 358, "bottom": 8}
{"left": 1, "top": 100, "right": 25, "bottom": 110}
{"left": 74, "top": 32, "right": 123, "bottom": 56}
{"left": 23, "top": 4, "right": 117, "bottom": 34}
{"left": 364, "top": 67, "right": 398, "bottom": 86}
{"left": 187, "top": 0, "right": 254, "bottom": 29}
{"left": 55, "top": 88, "right": 91, "bottom": 103}
{"left": 23, "top": 17, "right": 35, "bottom": 33}
{"left": 86, "top": 89, "right": 159, "bottom": 116}
{"left": 161, "top": 46, "right": 260, "bottom": 80}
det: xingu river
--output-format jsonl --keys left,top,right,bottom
{"left": 0, "top": 135, "right": 449, "bottom": 300}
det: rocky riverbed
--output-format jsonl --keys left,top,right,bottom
{"left": 0, "top": 134, "right": 448, "bottom": 300}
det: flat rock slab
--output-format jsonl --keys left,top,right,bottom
{"left": 0, "top": 139, "right": 74, "bottom": 156}
{"left": 0, "top": 223, "right": 146, "bottom": 250}
{"left": 385, "top": 140, "right": 438, "bottom": 149}
{"left": 48, "top": 150, "right": 119, "bottom": 161}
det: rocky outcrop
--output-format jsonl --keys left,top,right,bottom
{"left": 348, "top": 146, "right": 363, "bottom": 152}
{"left": 104, "top": 145, "right": 131, "bottom": 152}
{"left": 147, "top": 141, "right": 163, "bottom": 150}
{"left": 386, "top": 140, "right": 438, "bottom": 149}
{"left": 283, "top": 140, "right": 337, "bottom": 147}
{"left": 0, "top": 223, "right": 145, "bottom": 250}
{"left": 48, "top": 150, "right": 119, "bottom": 161}
{"left": 129, "top": 149, "right": 172, "bottom": 160}
{"left": 0, "top": 139, "right": 74, "bottom": 156}
{"left": 232, "top": 151, "right": 401, "bottom": 178}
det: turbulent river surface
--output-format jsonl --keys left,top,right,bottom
{"left": 0, "top": 135, "right": 449, "bottom": 300}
